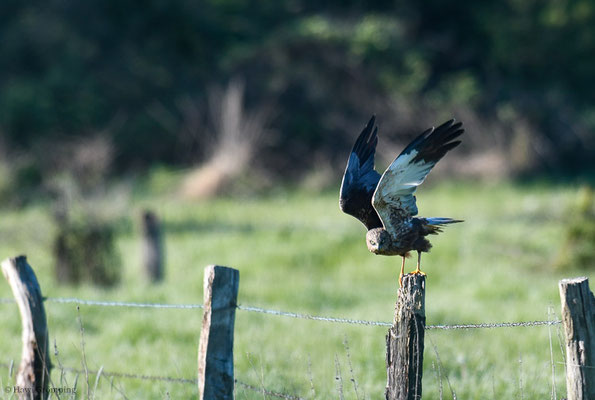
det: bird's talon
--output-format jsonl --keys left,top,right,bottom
{"left": 409, "top": 269, "right": 427, "bottom": 276}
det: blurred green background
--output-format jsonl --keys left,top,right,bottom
{"left": 0, "top": 1, "right": 594, "bottom": 399}
{"left": 1, "top": 0, "right": 594, "bottom": 186}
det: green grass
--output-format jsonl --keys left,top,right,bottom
{"left": 0, "top": 180, "right": 592, "bottom": 399}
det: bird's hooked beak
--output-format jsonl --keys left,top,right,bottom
{"left": 366, "top": 230, "right": 381, "bottom": 254}
{"left": 367, "top": 239, "right": 379, "bottom": 253}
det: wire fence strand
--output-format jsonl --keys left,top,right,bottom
{"left": 0, "top": 361, "right": 196, "bottom": 384}
{"left": 0, "top": 295, "right": 564, "bottom": 398}
{"left": 60, "top": 365, "right": 197, "bottom": 384}
{"left": 44, "top": 297, "right": 204, "bottom": 309}
{"left": 237, "top": 304, "right": 561, "bottom": 330}
{"left": 237, "top": 304, "right": 392, "bottom": 326}
{"left": 235, "top": 380, "right": 305, "bottom": 399}
{"left": 0, "top": 362, "right": 304, "bottom": 398}
{"left": 426, "top": 320, "right": 562, "bottom": 330}
{"left": 0, "top": 296, "right": 562, "bottom": 330}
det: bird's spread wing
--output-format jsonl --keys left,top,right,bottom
{"left": 339, "top": 116, "right": 383, "bottom": 229}
{"left": 372, "top": 119, "right": 464, "bottom": 234}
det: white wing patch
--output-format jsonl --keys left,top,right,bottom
{"left": 372, "top": 149, "right": 435, "bottom": 235}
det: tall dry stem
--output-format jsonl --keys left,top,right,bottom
{"left": 181, "top": 79, "right": 270, "bottom": 199}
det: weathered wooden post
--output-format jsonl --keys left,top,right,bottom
{"left": 559, "top": 277, "right": 595, "bottom": 400}
{"left": 1, "top": 256, "right": 51, "bottom": 400}
{"left": 386, "top": 273, "right": 426, "bottom": 400}
{"left": 198, "top": 265, "right": 239, "bottom": 400}
{"left": 140, "top": 210, "right": 164, "bottom": 282}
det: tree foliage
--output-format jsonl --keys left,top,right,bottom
{"left": 1, "top": 0, "right": 594, "bottom": 176}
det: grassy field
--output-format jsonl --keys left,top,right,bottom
{"left": 0, "top": 179, "right": 592, "bottom": 399}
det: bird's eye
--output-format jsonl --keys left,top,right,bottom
{"left": 370, "top": 240, "right": 376, "bottom": 246}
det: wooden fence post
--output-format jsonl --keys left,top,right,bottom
{"left": 140, "top": 210, "right": 164, "bottom": 282}
{"left": 1, "top": 256, "right": 51, "bottom": 400}
{"left": 198, "top": 265, "right": 239, "bottom": 400}
{"left": 386, "top": 273, "right": 426, "bottom": 400}
{"left": 559, "top": 277, "right": 595, "bottom": 400}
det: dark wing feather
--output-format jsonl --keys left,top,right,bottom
{"left": 408, "top": 119, "right": 463, "bottom": 164}
{"left": 372, "top": 119, "right": 464, "bottom": 235}
{"left": 339, "top": 116, "right": 383, "bottom": 229}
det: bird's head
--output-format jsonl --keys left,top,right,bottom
{"left": 366, "top": 228, "right": 391, "bottom": 254}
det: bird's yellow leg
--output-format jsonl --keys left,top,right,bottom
{"left": 410, "top": 251, "right": 427, "bottom": 276}
{"left": 398, "top": 256, "right": 406, "bottom": 287}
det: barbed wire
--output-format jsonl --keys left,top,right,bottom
{"left": 426, "top": 320, "right": 561, "bottom": 330}
{"left": 0, "top": 296, "right": 561, "bottom": 330}
{"left": 237, "top": 304, "right": 561, "bottom": 330}
{"left": 235, "top": 380, "right": 305, "bottom": 399}
{"left": 237, "top": 304, "right": 392, "bottom": 327}
{"left": 59, "top": 365, "right": 197, "bottom": 384}
{"left": 0, "top": 295, "right": 564, "bottom": 399}
{"left": 1, "top": 297, "right": 204, "bottom": 309}
{"left": 0, "top": 362, "right": 304, "bottom": 398}
{"left": 0, "top": 361, "right": 196, "bottom": 384}
{"left": 44, "top": 297, "right": 204, "bottom": 309}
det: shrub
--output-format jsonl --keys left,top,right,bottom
{"left": 54, "top": 219, "right": 121, "bottom": 286}
{"left": 555, "top": 185, "right": 595, "bottom": 271}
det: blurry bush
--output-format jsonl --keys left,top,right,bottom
{"left": 0, "top": 136, "right": 43, "bottom": 207}
{"left": 0, "top": 163, "right": 11, "bottom": 204}
{"left": 555, "top": 185, "right": 595, "bottom": 271}
{"left": 0, "top": 1, "right": 594, "bottom": 185}
{"left": 47, "top": 135, "right": 125, "bottom": 286}
{"left": 54, "top": 219, "right": 120, "bottom": 286}
{"left": 41, "top": 133, "right": 114, "bottom": 197}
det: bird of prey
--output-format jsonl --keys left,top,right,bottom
{"left": 339, "top": 116, "right": 464, "bottom": 285}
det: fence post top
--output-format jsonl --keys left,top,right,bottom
{"left": 1, "top": 255, "right": 28, "bottom": 267}
{"left": 205, "top": 265, "right": 238, "bottom": 273}
{"left": 559, "top": 277, "right": 590, "bottom": 288}
{"left": 1, "top": 256, "right": 33, "bottom": 282}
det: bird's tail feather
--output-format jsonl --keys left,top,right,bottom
{"left": 425, "top": 217, "right": 464, "bottom": 225}
{"left": 424, "top": 217, "right": 463, "bottom": 234}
